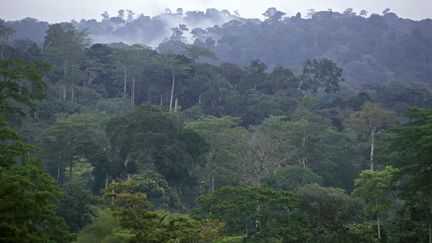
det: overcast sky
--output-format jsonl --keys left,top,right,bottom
{"left": 1, "top": 0, "right": 432, "bottom": 23}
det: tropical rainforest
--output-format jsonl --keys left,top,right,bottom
{"left": 1, "top": 7, "right": 432, "bottom": 243}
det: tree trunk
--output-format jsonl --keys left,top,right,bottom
{"left": 70, "top": 86, "right": 74, "bottom": 103}
{"left": 62, "top": 84, "right": 66, "bottom": 101}
{"left": 169, "top": 70, "right": 176, "bottom": 112}
{"left": 69, "top": 162, "right": 73, "bottom": 179}
{"left": 376, "top": 198, "right": 381, "bottom": 240}
{"left": 131, "top": 76, "right": 135, "bottom": 105}
{"left": 19, "top": 80, "right": 22, "bottom": 95}
{"left": 146, "top": 79, "right": 151, "bottom": 103}
{"left": 370, "top": 127, "right": 376, "bottom": 171}
{"left": 57, "top": 164, "right": 61, "bottom": 183}
{"left": 377, "top": 215, "right": 381, "bottom": 240}
{"left": 0, "top": 43, "right": 3, "bottom": 60}
{"left": 429, "top": 222, "right": 431, "bottom": 243}
{"left": 174, "top": 98, "right": 178, "bottom": 112}
{"left": 63, "top": 60, "right": 68, "bottom": 101}
{"left": 211, "top": 175, "right": 215, "bottom": 193}
{"left": 160, "top": 95, "right": 163, "bottom": 107}
{"left": 123, "top": 66, "right": 128, "bottom": 94}
{"left": 300, "top": 136, "right": 307, "bottom": 168}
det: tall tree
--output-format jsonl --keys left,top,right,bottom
{"left": 349, "top": 102, "right": 395, "bottom": 170}
{"left": 0, "top": 20, "right": 14, "bottom": 60}
{"left": 185, "top": 116, "right": 240, "bottom": 192}
{"left": 299, "top": 58, "right": 344, "bottom": 93}
{"left": 353, "top": 166, "right": 398, "bottom": 241}
{"left": 0, "top": 59, "right": 73, "bottom": 242}
{"left": 44, "top": 23, "right": 90, "bottom": 101}
{"left": 384, "top": 108, "right": 432, "bottom": 242}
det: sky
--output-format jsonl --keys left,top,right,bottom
{"left": 1, "top": 0, "right": 432, "bottom": 23}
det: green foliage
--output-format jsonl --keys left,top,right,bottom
{"left": 106, "top": 105, "right": 209, "bottom": 208}
{"left": 264, "top": 165, "right": 322, "bottom": 190}
{"left": 383, "top": 108, "right": 432, "bottom": 240}
{"left": 103, "top": 180, "right": 203, "bottom": 243}
{"left": 2, "top": 15, "right": 432, "bottom": 242}
{"left": 346, "top": 221, "right": 379, "bottom": 243}
{"left": 385, "top": 108, "right": 432, "bottom": 195}
{"left": 0, "top": 161, "right": 74, "bottom": 242}
{"left": 0, "top": 59, "right": 48, "bottom": 116}
{"left": 300, "top": 58, "right": 344, "bottom": 93}
{"left": 353, "top": 167, "right": 398, "bottom": 217}
{"left": 75, "top": 207, "right": 124, "bottom": 243}
{"left": 132, "top": 171, "right": 171, "bottom": 208}
{"left": 295, "top": 183, "right": 363, "bottom": 242}
{"left": 195, "top": 186, "right": 309, "bottom": 241}
{"left": 42, "top": 113, "right": 107, "bottom": 184}
{"left": 0, "top": 58, "right": 73, "bottom": 242}
{"left": 57, "top": 180, "right": 96, "bottom": 232}
{"left": 349, "top": 102, "right": 395, "bottom": 135}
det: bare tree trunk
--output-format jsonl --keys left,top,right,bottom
{"left": 63, "top": 60, "right": 68, "bottom": 101}
{"left": 211, "top": 175, "right": 215, "bottom": 193}
{"left": 429, "top": 222, "right": 431, "bottom": 243}
{"left": 105, "top": 175, "right": 109, "bottom": 189}
{"left": 69, "top": 162, "right": 73, "bottom": 179}
{"left": 376, "top": 199, "right": 381, "bottom": 240}
{"left": 377, "top": 215, "right": 381, "bottom": 240}
{"left": 57, "top": 165, "right": 61, "bottom": 183}
{"left": 131, "top": 76, "right": 135, "bottom": 105}
{"left": 62, "top": 84, "right": 66, "bottom": 101}
{"left": 71, "top": 86, "right": 74, "bottom": 103}
{"left": 123, "top": 66, "right": 127, "bottom": 94}
{"left": 169, "top": 70, "right": 176, "bottom": 112}
{"left": 300, "top": 136, "right": 307, "bottom": 168}
{"left": 19, "top": 80, "right": 22, "bottom": 95}
{"left": 174, "top": 98, "right": 178, "bottom": 112}
{"left": 370, "top": 127, "right": 376, "bottom": 171}
{"left": 160, "top": 95, "right": 163, "bottom": 107}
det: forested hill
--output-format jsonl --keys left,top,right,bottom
{"left": 5, "top": 8, "right": 432, "bottom": 86}
{"left": 2, "top": 6, "right": 432, "bottom": 243}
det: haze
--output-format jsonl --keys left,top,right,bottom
{"left": 1, "top": 0, "right": 432, "bottom": 22}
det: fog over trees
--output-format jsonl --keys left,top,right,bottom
{"left": 1, "top": 6, "right": 432, "bottom": 243}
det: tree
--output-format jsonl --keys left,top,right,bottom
{"left": 57, "top": 180, "right": 96, "bottom": 232}
{"left": 106, "top": 105, "right": 208, "bottom": 206}
{"left": 299, "top": 58, "right": 344, "bottom": 93}
{"left": 233, "top": 125, "right": 287, "bottom": 185}
{"left": 0, "top": 60, "right": 48, "bottom": 167}
{"left": 103, "top": 180, "right": 203, "bottom": 243}
{"left": 185, "top": 116, "right": 241, "bottom": 192}
{"left": 42, "top": 113, "right": 107, "bottom": 183}
{"left": 353, "top": 166, "right": 398, "bottom": 241}
{"left": 263, "top": 8, "right": 286, "bottom": 22}
{"left": 0, "top": 19, "right": 14, "bottom": 60}
{"left": 0, "top": 59, "right": 73, "bottom": 242}
{"left": 183, "top": 44, "right": 217, "bottom": 60}
{"left": 264, "top": 165, "right": 322, "bottom": 190}
{"left": 0, "top": 161, "right": 74, "bottom": 242}
{"left": 349, "top": 102, "right": 395, "bottom": 170}
{"left": 195, "top": 186, "right": 308, "bottom": 241}
{"left": 384, "top": 108, "right": 432, "bottom": 242}
{"left": 75, "top": 207, "right": 124, "bottom": 243}
{"left": 296, "top": 184, "right": 363, "bottom": 242}
{"left": 44, "top": 23, "right": 90, "bottom": 101}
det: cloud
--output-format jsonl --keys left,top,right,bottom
{"left": 1, "top": 0, "right": 431, "bottom": 23}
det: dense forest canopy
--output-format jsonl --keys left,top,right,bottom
{"left": 5, "top": 8, "right": 432, "bottom": 87}
{"left": 1, "top": 6, "right": 432, "bottom": 243}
